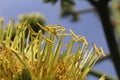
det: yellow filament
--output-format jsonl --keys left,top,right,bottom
{"left": 9, "top": 47, "right": 20, "bottom": 54}
{"left": 37, "top": 23, "right": 48, "bottom": 32}
{"left": 40, "top": 34, "right": 54, "bottom": 44}
{"left": 93, "top": 43, "right": 101, "bottom": 56}
{"left": 27, "top": 25, "right": 36, "bottom": 34}
{"left": 57, "top": 34, "right": 72, "bottom": 36}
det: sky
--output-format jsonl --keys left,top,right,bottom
{"left": 0, "top": 0, "right": 118, "bottom": 80}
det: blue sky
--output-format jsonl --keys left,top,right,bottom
{"left": 0, "top": 0, "right": 117, "bottom": 79}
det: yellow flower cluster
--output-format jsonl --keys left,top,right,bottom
{"left": 0, "top": 17, "right": 105, "bottom": 80}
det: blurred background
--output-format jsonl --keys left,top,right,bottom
{"left": 0, "top": 0, "right": 120, "bottom": 80}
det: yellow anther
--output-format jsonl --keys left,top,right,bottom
{"left": 93, "top": 43, "right": 101, "bottom": 56}
{"left": 56, "top": 29, "right": 64, "bottom": 32}
{"left": 62, "top": 28, "right": 66, "bottom": 32}
{"left": 46, "top": 24, "right": 61, "bottom": 29}
{"left": 99, "top": 47, "right": 106, "bottom": 56}
{"left": 77, "top": 37, "right": 88, "bottom": 46}
{"left": 46, "top": 27, "right": 58, "bottom": 37}
{"left": 73, "top": 37, "right": 88, "bottom": 47}
{"left": 69, "top": 29, "right": 78, "bottom": 38}
{"left": 46, "top": 27, "right": 54, "bottom": 32}
{"left": 83, "top": 38, "right": 89, "bottom": 46}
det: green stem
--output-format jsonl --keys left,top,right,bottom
{"left": 95, "top": 54, "right": 111, "bottom": 65}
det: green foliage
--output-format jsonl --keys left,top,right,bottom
{"left": 0, "top": 17, "right": 105, "bottom": 80}
{"left": 18, "top": 12, "right": 46, "bottom": 33}
{"left": 43, "top": 0, "right": 58, "bottom": 4}
{"left": 43, "top": 0, "right": 80, "bottom": 22}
